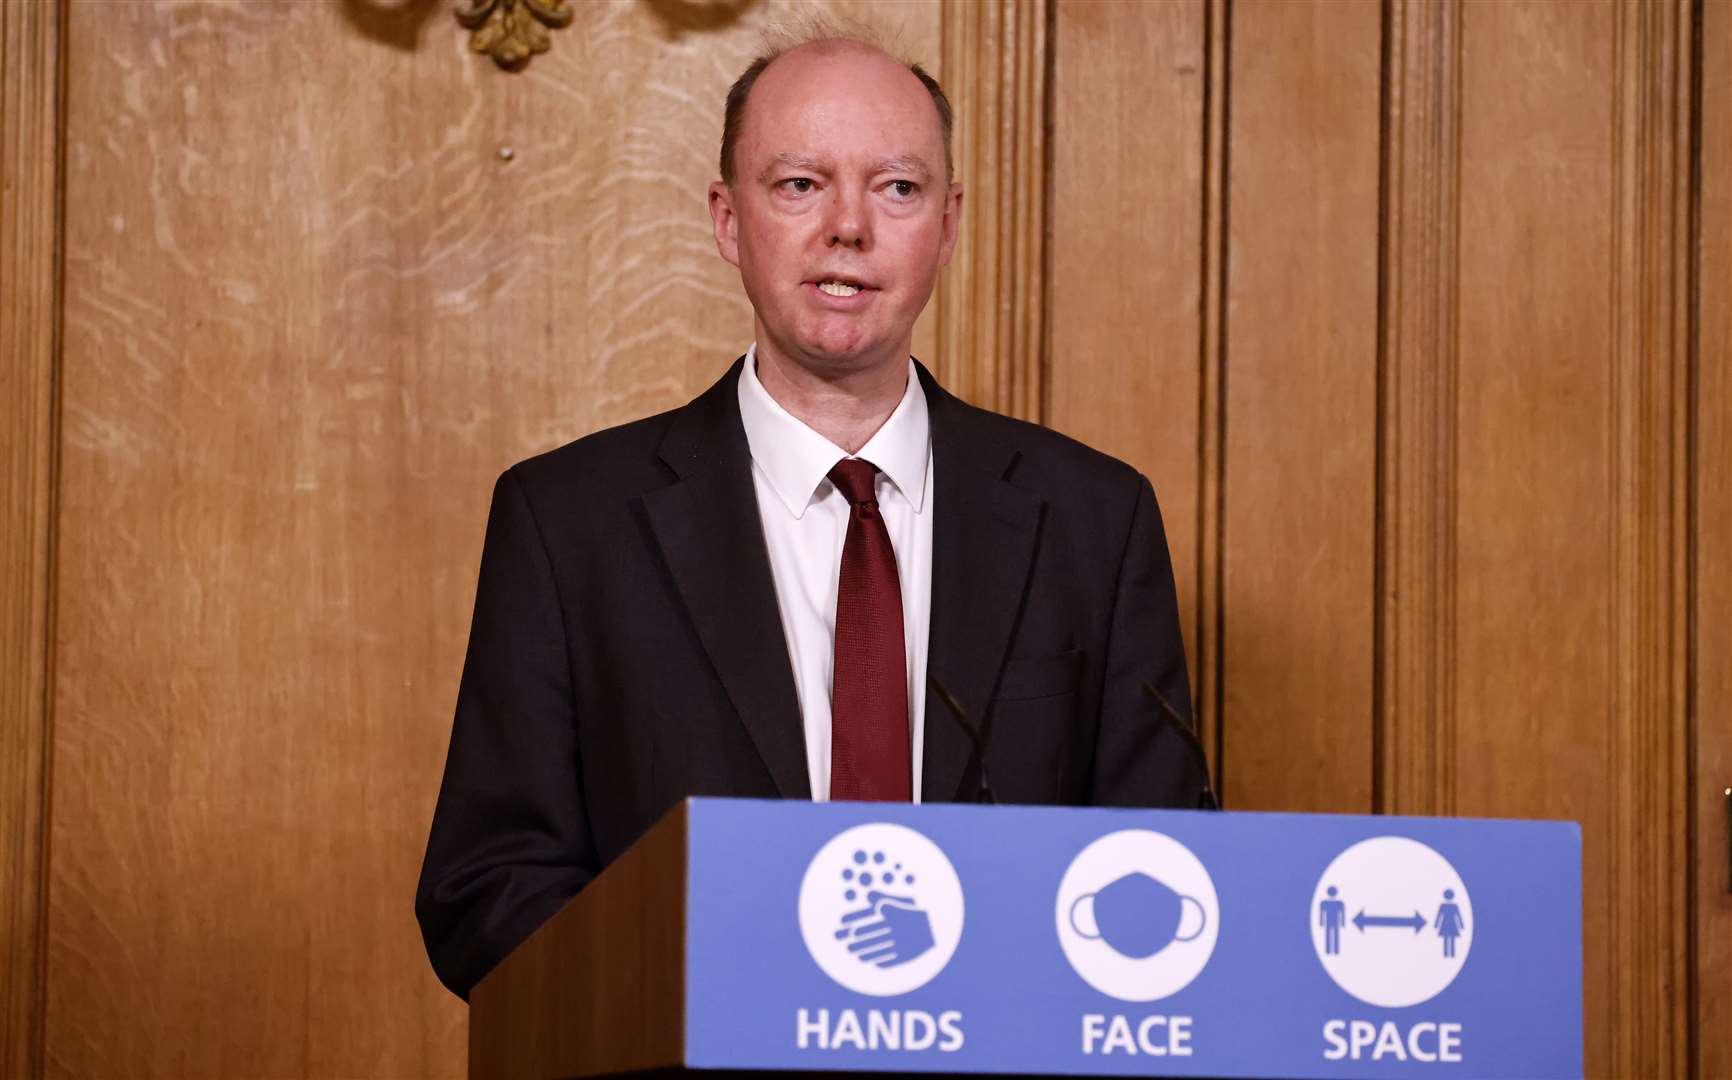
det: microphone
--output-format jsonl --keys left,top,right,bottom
{"left": 928, "top": 673, "right": 995, "bottom": 804}
{"left": 1142, "top": 682, "right": 1221, "bottom": 811}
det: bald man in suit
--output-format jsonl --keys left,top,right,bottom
{"left": 416, "top": 32, "right": 1206, "bottom": 1001}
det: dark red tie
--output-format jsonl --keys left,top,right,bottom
{"left": 827, "top": 458, "right": 912, "bottom": 801}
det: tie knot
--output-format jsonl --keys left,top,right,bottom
{"left": 827, "top": 458, "right": 881, "bottom": 507}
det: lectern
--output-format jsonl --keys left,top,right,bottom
{"left": 470, "top": 799, "right": 1582, "bottom": 1079}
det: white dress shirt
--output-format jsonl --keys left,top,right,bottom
{"left": 736, "top": 346, "right": 934, "bottom": 802}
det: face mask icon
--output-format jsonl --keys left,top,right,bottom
{"left": 1068, "top": 871, "right": 1208, "bottom": 959}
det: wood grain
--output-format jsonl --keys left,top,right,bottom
{"left": 1046, "top": 0, "right": 1208, "bottom": 731}
{"left": 1606, "top": 1, "right": 1693, "bottom": 1070}
{"left": 1694, "top": 0, "right": 1731, "bottom": 1069}
{"left": 0, "top": 1, "right": 61, "bottom": 1076}
{"left": 468, "top": 802, "right": 687, "bottom": 1080}
{"left": 45, "top": 2, "right": 936, "bottom": 1077}
{"left": 1218, "top": 0, "right": 1382, "bottom": 814}
{"left": 934, "top": 0, "right": 1046, "bottom": 421}
{"left": 1449, "top": 2, "right": 1693, "bottom": 1073}
{"left": 27, "top": 0, "right": 1725, "bottom": 1074}
{"left": 1193, "top": 0, "right": 1227, "bottom": 797}
{"left": 1377, "top": 0, "right": 1462, "bottom": 818}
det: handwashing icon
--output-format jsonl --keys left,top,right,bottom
{"left": 1068, "top": 871, "right": 1208, "bottom": 959}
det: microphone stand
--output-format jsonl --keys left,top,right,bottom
{"left": 927, "top": 672, "right": 1218, "bottom": 811}
{"left": 928, "top": 673, "right": 995, "bottom": 804}
{"left": 1142, "top": 681, "right": 1221, "bottom": 811}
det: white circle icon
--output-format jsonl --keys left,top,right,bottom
{"left": 1054, "top": 830, "right": 1220, "bottom": 1002}
{"left": 1311, "top": 836, "right": 1473, "bottom": 1007}
{"left": 798, "top": 823, "right": 964, "bottom": 996}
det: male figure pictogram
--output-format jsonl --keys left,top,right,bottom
{"left": 1319, "top": 885, "right": 1346, "bottom": 955}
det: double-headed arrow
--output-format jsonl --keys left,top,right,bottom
{"left": 1353, "top": 909, "right": 1426, "bottom": 934}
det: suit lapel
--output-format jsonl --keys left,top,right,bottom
{"left": 641, "top": 359, "right": 811, "bottom": 799}
{"left": 918, "top": 366, "right": 1044, "bottom": 803}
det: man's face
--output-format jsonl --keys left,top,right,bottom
{"left": 709, "top": 43, "right": 962, "bottom": 378}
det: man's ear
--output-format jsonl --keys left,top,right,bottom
{"left": 937, "top": 181, "right": 963, "bottom": 268}
{"left": 708, "top": 181, "right": 741, "bottom": 268}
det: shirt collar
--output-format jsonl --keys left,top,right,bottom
{"left": 737, "top": 344, "right": 931, "bottom": 519}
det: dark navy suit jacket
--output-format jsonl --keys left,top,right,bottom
{"left": 415, "top": 358, "right": 1202, "bottom": 999}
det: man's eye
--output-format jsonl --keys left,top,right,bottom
{"left": 781, "top": 178, "right": 814, "bottom": 194}
{"left": 889, "top": 180, "right": 918, "bottom": 198}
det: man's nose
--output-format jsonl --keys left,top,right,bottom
{"left": 824, "top": 187, "right": 871, "bottom": 250}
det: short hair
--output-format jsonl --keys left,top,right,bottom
{"left": 718, "top": 20, "right": 954, "bottom": 187}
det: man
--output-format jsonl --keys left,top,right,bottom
{"left": 416, "top": 30, "right": 1206, "bottom": 1002}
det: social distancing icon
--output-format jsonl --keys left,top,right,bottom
{"left": 1310, "top": 837, "right": 1473, "bottom": 1007}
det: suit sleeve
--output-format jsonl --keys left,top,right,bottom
{"left": 1089, "top": 474, "right": 1212, "bottom": 808}
{"left": 415, "top": 467, "right": 599, "bottom": 999}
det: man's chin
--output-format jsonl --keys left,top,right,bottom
{"left": 791, "top": 326, "right": 909, "bottom": 370}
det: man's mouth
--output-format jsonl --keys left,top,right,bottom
{"left": 811, "top": 277, "right": 871, "bottom": 298}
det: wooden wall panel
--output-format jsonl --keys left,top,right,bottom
{"left": 0, "top": 2, "right": 61, "bottom": 1076}
{"left": 1602, "top": 3, "right": 1693, "bottom": 1070}
{"left": 1695, "top": 0, "right": 1732, "bottom": 1068}
{"left": 934, "top": 0, "right": 1045, "bottom": 420}
{"left": 1378, "top": 0, "right": 1463, "bottom": 817}
{"left": 1193, "top": 0, "right": 1227, "bottom": 790}
{"left": 1449, "top": 1, "right": 1692, "bottom": 1073}
{"left": 1453, "top": 0, "right": 1611, "bottom": 1041}
{"left": 46, "top": 1, "right": 938, "bottom": 1076}
{"left": 1046, "top": 0, "right": 1208, "bottom": 730}
{"left": 1451, "top": 0, "right": 1619, "bottom": 819}
{"left": 1047, "top": 0, "right": 1707, "bottom": 1067}
{"left": 24, "top": 0, "right": 1722, "bottom": 1073}
{"left": 1218, "top": 0, "right": 1382, "bottom": 813}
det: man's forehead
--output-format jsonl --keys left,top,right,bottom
{"left": 753, "top": 41, "right": 933, "bottom": 115}
{"left": 740, "top": 44, "right": 944, "bottom": 162}
{"left": 767, "top": 38, "right": 912, "bottom": 82}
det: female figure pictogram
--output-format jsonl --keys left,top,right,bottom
{"left": 1434, "top": 889, "right": 1467, "bottom": 958}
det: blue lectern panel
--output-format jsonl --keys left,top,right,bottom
{"left": 684, "top": 799, "right": 1581, "bottom": 1078}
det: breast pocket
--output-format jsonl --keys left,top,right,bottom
{"left": 995, "top": 649, "right": 1085, "bottom": 702}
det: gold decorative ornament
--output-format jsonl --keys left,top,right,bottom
{"left": 456, "top": 0, "right": 572, "bottom": 70}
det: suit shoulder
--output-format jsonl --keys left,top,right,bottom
{"left": 963, "top": 404, "right": 1146, "bottom": 499}
{"left": 501, "top": 406, "right": 680, "bottom": 498}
